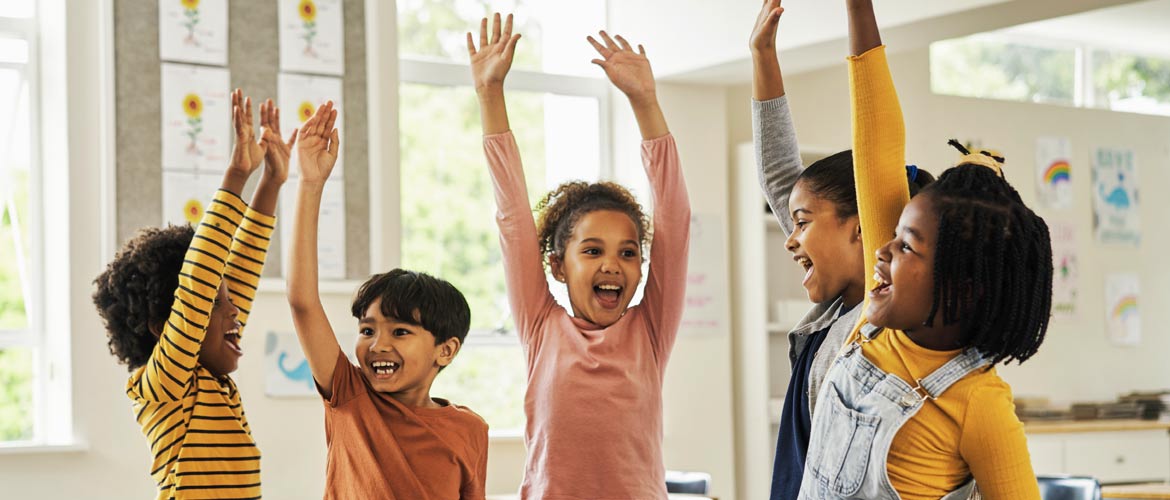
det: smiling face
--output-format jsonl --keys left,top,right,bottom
{"left": 198, "top": 283, "right": 243, "bottom": 377}
{"left": 550, "top": 209, "right": 644, "bottom": 327}
{"left": 868, "top": 194, "right": 940, "bottom": 331}
{"left": 786, "top": 181, "right": 866, "bottom": 306}
{"left": 354, "top": 298, "right": 459, "bottom": 406}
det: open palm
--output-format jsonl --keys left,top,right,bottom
{"left": 259, "top": 98, "right": 297, "bottom": 184}
{"left": 588, "top": 32, "right": 656, "bottom": 101}
{"left": 296, "top": 101, "right": 339, "bottom": 184}
{"left": 468, "top": 13, "right": 521, "bottom": 90}
{"left": 229, "top": 89, "right": 266, "bottom": 174}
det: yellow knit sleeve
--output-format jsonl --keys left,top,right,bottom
{"left": 960, "top": 385, "right": 1042, "bottom": 499}
{"left": 224, "top": 207, "right": 275, "bottom": 338}
{"left": 849, "top": 45, "right": 909, "bottom": 296}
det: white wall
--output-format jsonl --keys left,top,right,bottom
{"left": 729, "top": 46, "right": 1170, "bottom": 406}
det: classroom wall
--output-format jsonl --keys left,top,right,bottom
{"left": 0, "top": 3, "right": 743, "bottom": 499}
{"left": 727, "top": 46, "right": 1170, "bottom": 406}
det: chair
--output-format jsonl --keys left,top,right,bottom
{"left": 1037, "top": 475, "right": 1102, "bottom": 500}
{"left": 665, "top": 470, "right": 711, "bottom": 495}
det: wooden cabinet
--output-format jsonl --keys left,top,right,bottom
{"left": 1027, "top": 421, "right": 1170, "bottom": 484}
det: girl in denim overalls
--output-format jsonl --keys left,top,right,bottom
{"left": 798, "top": 2, "right": 1053, "bottom": 499}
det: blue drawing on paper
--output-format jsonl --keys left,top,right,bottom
{"left": 278, "top": 352, "right": 314, "bottom": 390}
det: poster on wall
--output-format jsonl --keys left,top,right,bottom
{"left": 1091, "top": 146, "right": 1141, "bottom": 245}
{"left": 264, "top": 331, "right": 318, "bottom": 397}
{"left": 1104, "top": 273, "right": 1141, "bottom": 347}
{"left": 679, "top": 213, "right": 728, "bottom": 337}
{"left": 279, "top": 0, "right": 345, "bottom": 76}
{"left": 1034, "top": 136, "right": 1072, "bottom": 210}
{"left": 161, "top": 63, "right": 231, "bottom": 172}
{"left": 278, "top": 72, "right": 344, "bottom": 178}
{"left": 158, "top": 0, "right": 228, "bottom": 65}
{"left": 161, "top": 171, "right": 222, "bottom": 226}
{"left": 279, "top": 178, "right": 346, "bottom": 280}
{"left": 1049, "top": 220, "right": 1078, "bottom": 319}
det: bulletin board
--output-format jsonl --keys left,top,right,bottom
{"left": 113, "top": 0, "right": 370, "bottom": 279}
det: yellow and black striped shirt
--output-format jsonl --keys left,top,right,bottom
{"left": 125, "top": 189, "right": 272, "bottom": 500}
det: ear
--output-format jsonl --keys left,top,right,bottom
{"left": 435, "top": 337, "right": 462, "bottom": 368}
{"left": 148, "top": 321, "right": 163, "bottom": 339}
{"left": 851, "top": 218, "right": 864, "bottom": 244}
{"left": 549, "top": 254, "right": 567, "bottom": 283}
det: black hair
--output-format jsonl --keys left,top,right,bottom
{"left": 920, "top": 164, "right": 1053, "bottom": 366}
{"left": 535, "top": 181, "right": 650, "bottom": 266}
{"left": 796, "top": 149, "right": 936, "bottom": 219}
{"left": 93, "top": 225, "right": 195, "bottom": 370}
{"left": 351, "top": 269, "right": 472, "bottom": 348}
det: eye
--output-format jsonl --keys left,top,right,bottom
{"left": 359, "top": 327, "right": 374, "bottom": 337}
{"left": 583, "top": 248, "right": 600, "bottom": 256}
{"left": 795, "top": 220, "right": 809, "bottom": 229}
{"left": 900, "top": 241, "right": 913, "bottom": 253}
{"left": 621, "top": 249, "right": 638, "bottom": 258}
{"left": 393, "top": 328, "right": 411, "bottom": 337}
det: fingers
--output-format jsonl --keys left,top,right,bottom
{"left": 502, "top": 13, "right": 513, "bottom": 45}
{"left": 638, "top": 44, "right": 646, "bottom": 56}
{"left": 490, "top": 12, "right": 501, "bottom": 45}
{"left": 503, "top": 33, "right": 521, "bottom": 60}
{"left": 287, "top": 128, "right": 298, "bottom": 150}
{"left": 273, "top": 102, "right": 281, "bottom": 134}
{"left": 327, "top": 129, "right": 340, "bottom": 157}
{"left": 598, "top": 31, "right": 619, "bottom": 52}
{"left": 466, "top": 31, "right": 477, "bottom": 56}
{"left": 233, "top": 103, "right": 243, "bottom": 136}
{"left": 259, "top": 99, "right": 269, "bottom": 130}
{"left": 324, "top": 107, "right": 338, "bottom": 133}
{"left": 586, "top": 35, "right": 610, "bottom": 58}
{"left": 590, "top": 58, "right": 607, "bottom": 68}
{"left": 479, "top": 17, "right": 488, "bottom": 50}
{"left": 614, "top": 34, "right": 633, "bottom": 52}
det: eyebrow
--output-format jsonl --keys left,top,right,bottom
{"left": 900, "top": 225, "right": 923, "bottom": 241}
{"left": 580, "top": 237, "right": 639, "bottom": 247}
{"left": 791, "top": 208, "right": 812, "bottom": 217}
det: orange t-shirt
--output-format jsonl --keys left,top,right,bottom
{"left": 320, "top": 351, "right": 488, "bottom": 500}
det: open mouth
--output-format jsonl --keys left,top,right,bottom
{"left": 795, "top": 256, "right": 814, "bottom": 285}
{"left": 369, "top": 360, "right": 400, "bottom": 379}
{"left": 224, "top": 327, "right": 242, "bottom": 356}
{"left": 593, "top": 283, "right": 623, "bottom": 309}
{"left": 870, "top": 270, "right": 892, "bottom": 297}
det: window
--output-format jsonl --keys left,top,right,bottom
{"left": 0, "top": 6, "right": 42, "bottom": 444}
{"left": 931, "top": 34, "right": 1170, "bottom": 116}
{"left": 398, "top": 0, "right": 608, "bottom": 433}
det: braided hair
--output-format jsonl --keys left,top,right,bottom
{"left": 922, "top": 143, "right": 1053, "bottom": 366}
{"left": 535, "top": 181, "right": 651, "bottom": 268}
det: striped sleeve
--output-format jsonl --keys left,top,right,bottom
{"left": 127, "top": 190, "right": 246, "bottom": 403}
{"left": 224, "top": 206, "right": 275, "bottom": 337}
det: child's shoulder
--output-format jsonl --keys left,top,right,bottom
{"left": 437, "top": 400, "right": 489, "bottom": 431}
{"left": 952, "top": 365, "right": 1015, "bottom": 410}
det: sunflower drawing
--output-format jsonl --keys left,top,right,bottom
{"left": 298, "top": 0, "right": 319, "bottom": 57}
{"left": 183, "top": 198, "right": 204, "bottom": 224}
{"left": 180, "top": 0, "right": 201, "bottom": 46}
{"left": 182, "top": 93, "right": 204, "bottom": 155}
{"left": 298, "top": 101, "right": 316, "bottom": 123}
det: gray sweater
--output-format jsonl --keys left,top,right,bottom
{"left": 752, "top": 96, "right": 861, "bottom": 415}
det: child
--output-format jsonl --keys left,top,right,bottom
{"left": 798, "top": 1, "right": 1049, "bottom": 499}
{"left": 748, "top": 2, "right": 936, "bottom": 498}
{"left": 285, "top": 101, "right": 488, "bottom": 499}
{"left": 93, "top": 90, "right": 294, "bottom": 499}
{"left": 469, "top": 13, "right": 690, "bottom": 498}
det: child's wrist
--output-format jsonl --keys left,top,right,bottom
{"left": 475, "top": 82, "right": 505, "bottom": 97}
{"left": 626, "top": 91, "right": 659, "bottom": 109}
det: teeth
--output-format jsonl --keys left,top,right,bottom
{"left": 597, "top": 284, "right": 621, "bottom": 291}
{"left": 371, "top": 361, "right": 399, "bottom": 372}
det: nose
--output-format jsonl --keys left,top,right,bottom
{"left": 369, "top": 332, "right": 394, "bottom": 353}
{"left": 600, "top": 254, "right": 620, "bottom": 274}
{"left": 876, "top": 239, "right": 893, "bottom": 263}
{"left": 785, "top": 229, "right": 799, "bottom": 253}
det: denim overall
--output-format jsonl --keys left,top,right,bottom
{"left": 797, "top": 323, "right": 990, "bottom": 500}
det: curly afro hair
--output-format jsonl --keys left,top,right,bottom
{"left": 93, "top": 224, "right": 195, "bottom": 371}
{"left": 534, "top": 181, "right": 651, "bottom": 268}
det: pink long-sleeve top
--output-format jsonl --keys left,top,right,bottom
{"left": 484, "top": 131, "right": 691, "bottom": 499}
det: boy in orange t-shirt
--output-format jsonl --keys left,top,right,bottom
{"left": 285, "top": 102, "right": 488, "bottom": 499}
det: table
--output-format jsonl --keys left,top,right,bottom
{"left": 1102, "top": 483, "right": 1170, "bottom": 499}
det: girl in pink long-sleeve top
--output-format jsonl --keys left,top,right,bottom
{"left": 469, "top": 13, "right": 691, "bottom": 500}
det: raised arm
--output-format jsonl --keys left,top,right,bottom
{"left": 587, "top": 31, "right": 667, "bottom": 140}
{"left": 286, "top": 101, "right": 343, "bottom": 397}
{"left": 847, "top": 0, "right": 907, "bottom": 295}
{"left": 128, "top": 90, "right": 260, "bottom": 402}
{"left": 224, "top": 98, "right": 295, "bottom": 337}
{"left": 750, "top": 0, "right": 802, "bottom": 234}
{"left": 471, "top": 14, "right": 556, "bottom": 343}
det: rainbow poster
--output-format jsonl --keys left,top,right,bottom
{"left": 1092, "top": 147, "right": 1141, "bottom": 245}
{"left": 1035, "top": 136, "right": 1072, "bottom": 209}
{"left": 1105, "top": 274, "right": 1141, "bottom": 346}
{"left": 1049, "top": 221, "right": 1078, "bottom": 319}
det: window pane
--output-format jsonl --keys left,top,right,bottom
{"left": 430, "top": 342, "right": 526, "bottom": 430}
{"left": 0, "top": 38, "right": 28, "bottom": 64}
{"left": 930, "top": 37, "right": 1076, "bottom": 105}
{"left": 0, "top": 348, "right": 34, "bottom": 441}
{"left": 397, "top": 0, "right": 605, "bottom": 76}
{"left": 1092, "top": 50, "right": 1170, "bottom": 115}
{"left": 0, "top": 2, "right": 33, "bottom": 19}
{"left": 0, "top": 70, "right": 30, "bottom": 330}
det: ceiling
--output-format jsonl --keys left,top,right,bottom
{"left": 611, "top": 0, "right": 1163, "bottom": 84}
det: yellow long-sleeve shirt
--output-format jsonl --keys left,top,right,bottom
{"left": 847, "top": 46, "right": 1041, "bottom": 500}
{"left": 125, "top": 189, "right": 273, "bottom": 500}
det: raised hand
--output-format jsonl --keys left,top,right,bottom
{"left": 587, "top": 31, "right": 656, "bottom": 104}
{"left": 296, "top": 101, "right": 339, "bottom": 185}
{"left": 229, "top": 89, "right": 267, "bottom": 176}
{"left": 259, "top": 98, "right": 297, "bottom": 184}
{"left": 468, "top": 13, "right": 521, "bottom": 92}
{"left": 750, "top": 0, "right": 784, "bottom": 54}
